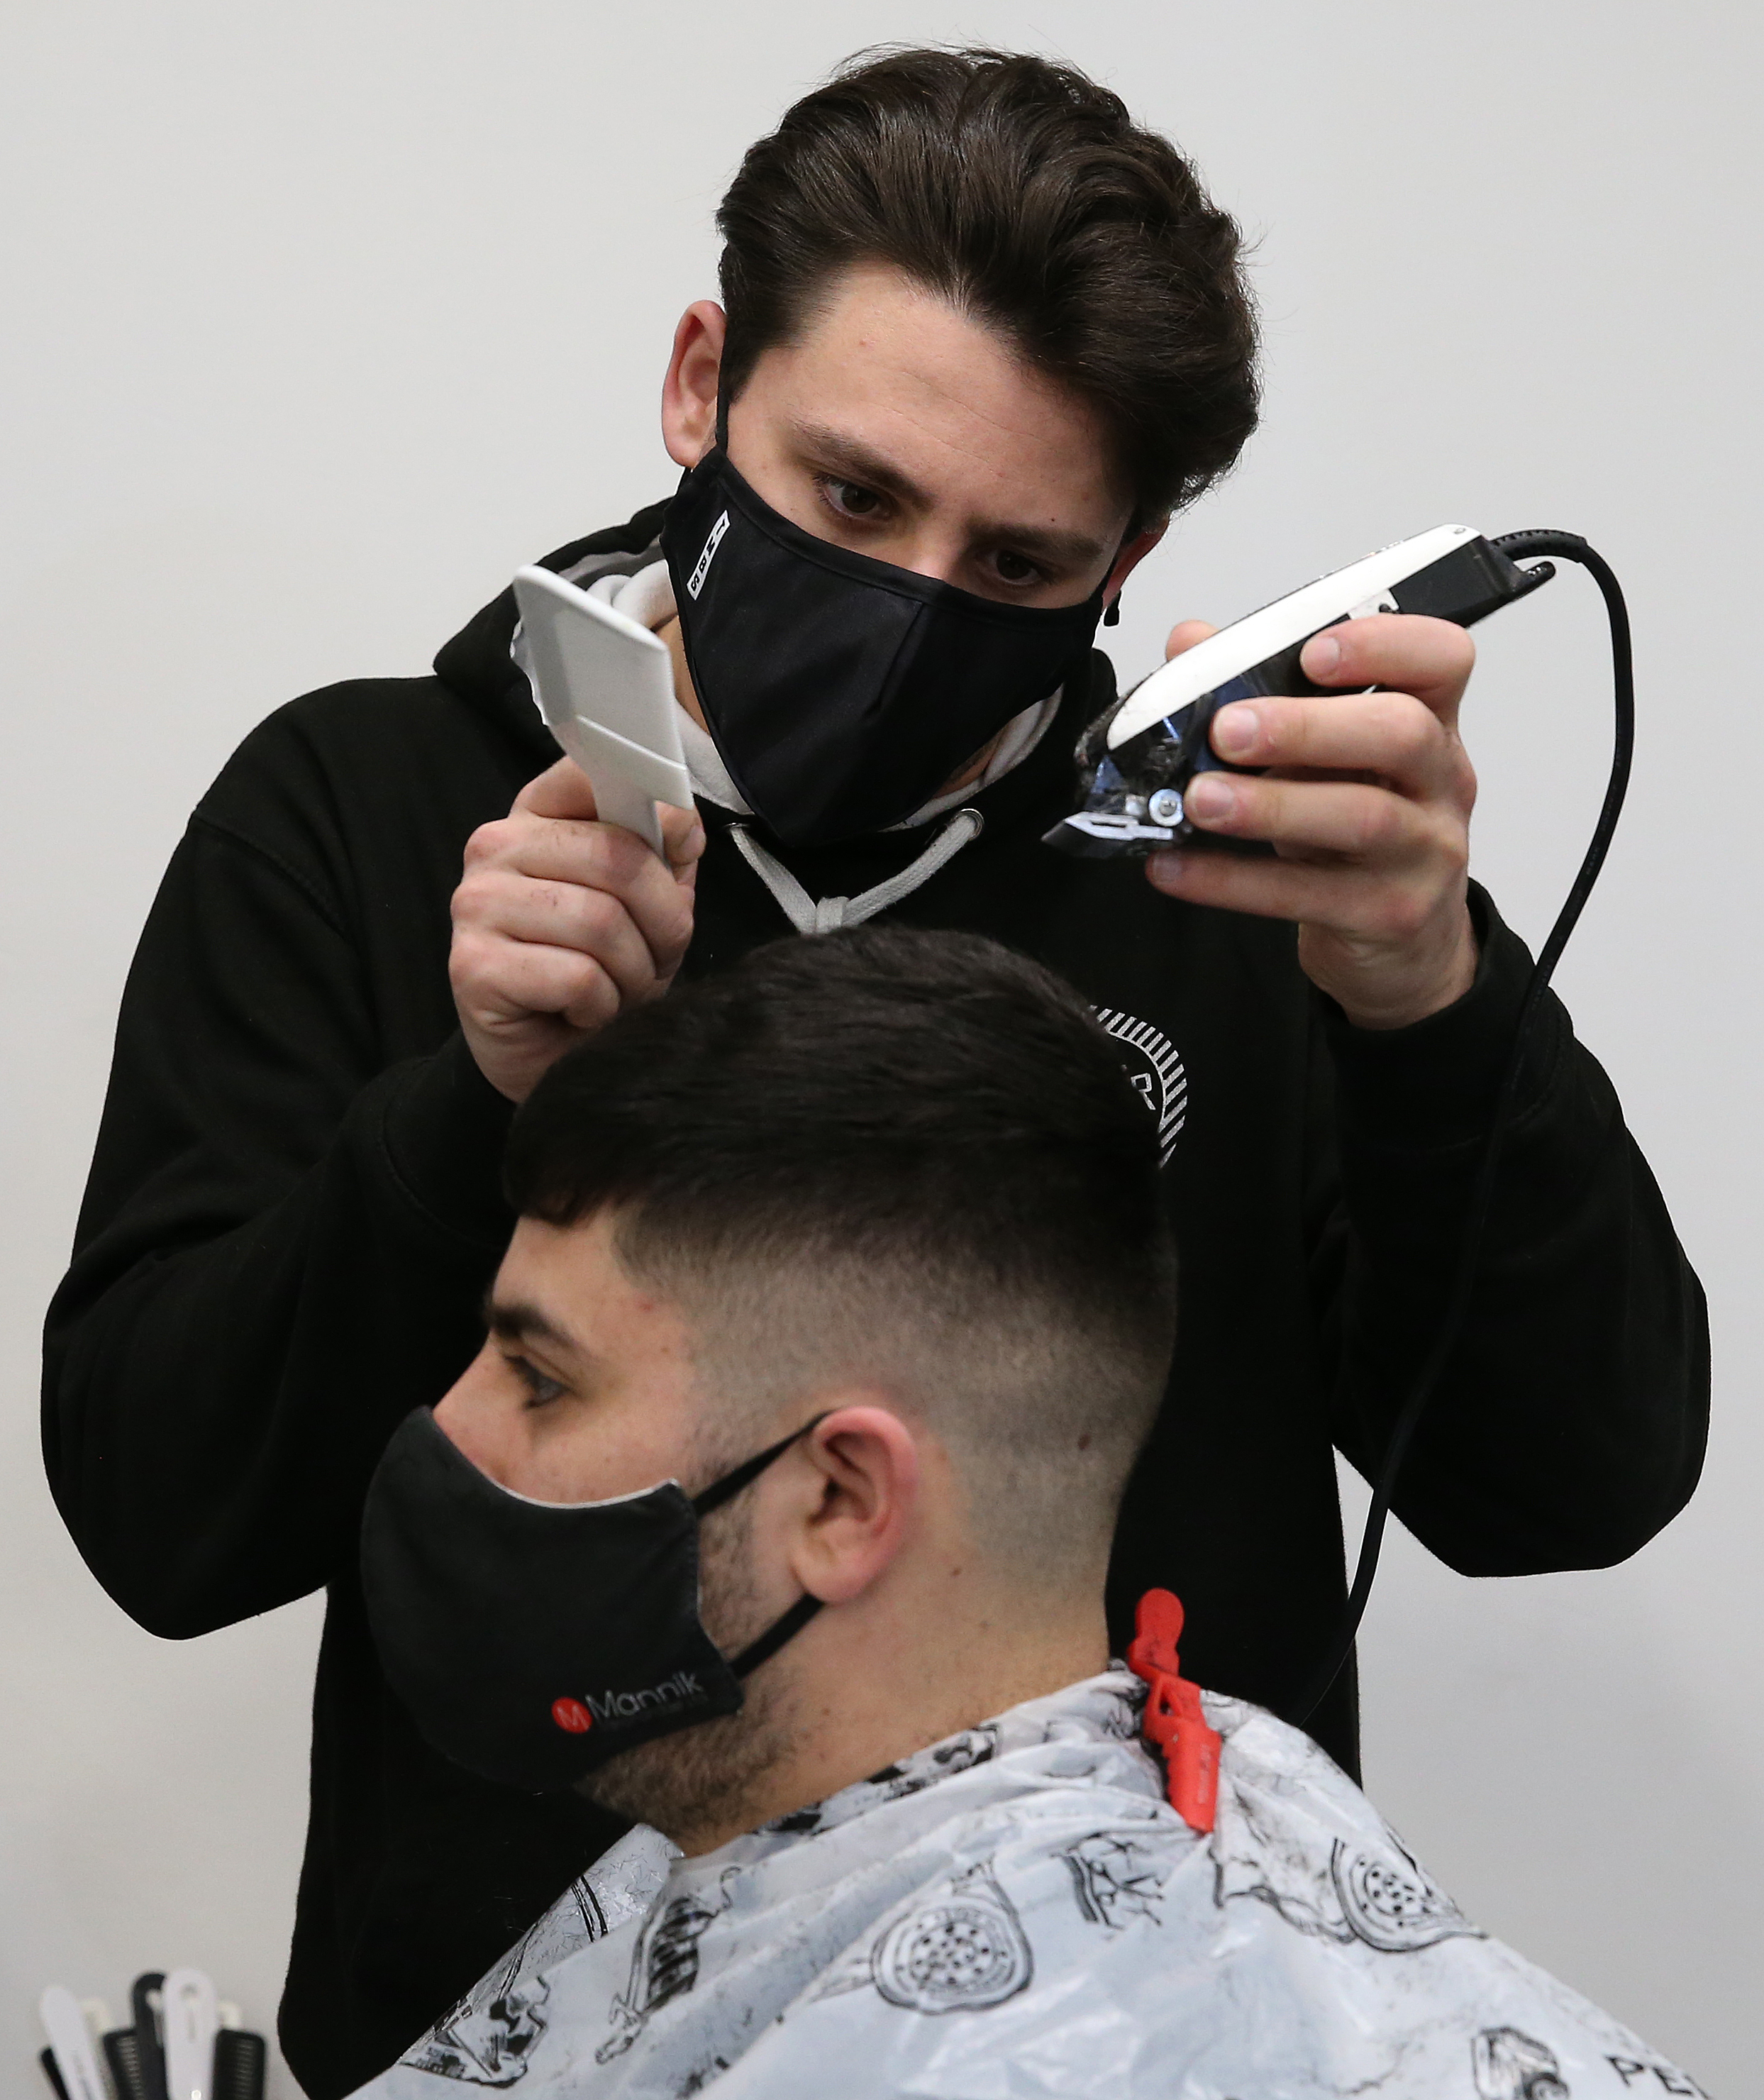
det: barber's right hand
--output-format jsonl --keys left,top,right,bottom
{"left": 450, "top": 757, "right": 704, "bottom": 1104}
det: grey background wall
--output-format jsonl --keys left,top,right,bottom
{"left": 2, "top": 4, "right": 1756, "bottom": 2092}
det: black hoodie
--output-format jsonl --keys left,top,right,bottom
{"left": 43, "top": 502, "right": 1709, "bottom": 2099}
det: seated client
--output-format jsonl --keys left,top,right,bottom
{"left": 355, "top": 927, "right": 1697, "bottom": 2098}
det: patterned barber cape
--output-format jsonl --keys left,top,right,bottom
{"left": 350, "top": 1674, "right": 1705, "bottom": 2099}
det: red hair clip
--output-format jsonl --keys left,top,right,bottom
{"left": 1126, "top": 1588, "right": 1220, "bottom": 1835}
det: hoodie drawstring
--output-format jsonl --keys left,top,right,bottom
{"left": 727, "top": 808, "right": 985, "bottom": 936}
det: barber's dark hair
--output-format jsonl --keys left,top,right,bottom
{"left": 506, "top": 927, "right": 1175, "bottom": 1565}
{"left": 716, "top": 45, "right": 1260, "bottom": 526}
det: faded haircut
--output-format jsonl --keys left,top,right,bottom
{"left": 716, "top": 46, "right": 1260, "bottom": 529}
{"left": 503, "top": 927, "right": 1175, "bottom": 1573}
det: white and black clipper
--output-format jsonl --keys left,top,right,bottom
{"left": 1046, "top": 525, "right": 1556, "bottom": 858}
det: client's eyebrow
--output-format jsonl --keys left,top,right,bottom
{"left": 482, "top": 1293, "right": 580, "bottom": 1357}
{"left": 789, "top": 419, "right": 1114, "bottom": 570}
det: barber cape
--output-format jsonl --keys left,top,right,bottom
{"left": 352, "top": 1673, "right": 1702, "bottom": 2099}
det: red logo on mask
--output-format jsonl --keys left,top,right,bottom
{"left": 551, "top": 1696, "right": 593, "bottom": 1734}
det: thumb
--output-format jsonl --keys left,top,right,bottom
{"left": 516, "top": 757, "right": 705, "bottom": 876}
{"left": 1164, "top": 619, "right": 1219, "bottom": 661}
{"left": 658, "top": 798, "right": 706, "bottom": 878}
{"left": 515, "top": 755, "right": 601, "bottom": 820}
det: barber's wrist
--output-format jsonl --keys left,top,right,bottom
{"left": 1321, "top": 884, "right": 1561, "bottom": 1148}
{"left": 1299, "top": 897, "right": 1480, "bottom": 1032}
{"left": 377, "top": 1030, "right": 518, "bottom": 1247}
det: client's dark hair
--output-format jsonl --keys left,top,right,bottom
{"left": 716, "top": 45, "right": 1260, "bottom": 526}
{"left": 505, "top": 927, "right": 1175, "bottom": 1572}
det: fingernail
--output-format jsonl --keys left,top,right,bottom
{"left": 1302, "top": 632, "right": 1341, "bottom": 678}
{"left": 1213, "top": 703, "right": 1260, "bottom": 758}
{"left": 1146, "top": 850, "right": 1187, "bottom": 889}
{"left": 1186, "top": 775, "right": 1234, "bottom": 823}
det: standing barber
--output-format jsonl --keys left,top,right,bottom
{"left": 44, "top": 47, "right": 1707, "bottom": 2100}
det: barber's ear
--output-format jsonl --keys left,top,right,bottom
{"left": 787, "top": 1406, "right": 919, "bottom": 1606}
{"left": 1104, "top": 519, "right": 1168, "bottom": 611}
{"left": 661, "top": 300, "right": 727, "bottom": 468}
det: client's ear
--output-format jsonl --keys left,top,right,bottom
{"left": 787, "top": 1405, "right": 920, "bottom": 1606}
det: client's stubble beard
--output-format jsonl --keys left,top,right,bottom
{"left": 572, "top": 1489, "right": 804, "bottom": 1850}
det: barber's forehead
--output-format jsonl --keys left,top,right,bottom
{"left": 737, "top": 265, "right": 1128, "bottom": 514}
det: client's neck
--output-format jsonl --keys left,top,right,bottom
{"left": 668, "top": 1583, "right": 1110, "bottom": 1857}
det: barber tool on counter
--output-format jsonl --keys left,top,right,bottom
{"left": 38, "top": 1972, "right": 267, "bottom": 2100}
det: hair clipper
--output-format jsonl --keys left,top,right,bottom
{"left": 1046, "top": 524, "right": 1555, "bottom": 858}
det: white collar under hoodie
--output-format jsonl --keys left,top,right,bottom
{"left": 349, "top": 1674, "right": 1698, "bottom": 2099}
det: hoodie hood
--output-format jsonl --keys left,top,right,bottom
{"left": 432, "top": 499, "right": 674, "bottom": 770}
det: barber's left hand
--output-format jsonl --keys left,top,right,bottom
{"left": 1145, "top": 614, "right": 1480, "bottom": 1030}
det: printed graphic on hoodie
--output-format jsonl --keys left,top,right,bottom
{"left": 1094, "top": 1008, "right": 1187, "bottom": 1166}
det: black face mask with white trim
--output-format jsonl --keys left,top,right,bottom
{"left": 660, "top": 447, "right": 1107, "bottom": 849}
{"left": 360, "top": 1408, "right": 825, "bottom": 1794}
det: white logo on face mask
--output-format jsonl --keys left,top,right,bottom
{"left": 585, "top": 1671, "right": 706, "bottom": 1725}
{"left": 687, "top": 512, "right": 730, "bottom": 599}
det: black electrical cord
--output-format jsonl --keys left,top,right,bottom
{"left": 1296, "top": 531, "right": 1636, "bottom": 1725}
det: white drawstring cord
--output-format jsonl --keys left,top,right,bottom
{"left": 728, "top": 808, "right": 985, "bottom": 935}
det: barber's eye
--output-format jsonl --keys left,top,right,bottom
{"left": 823, "top": 477, "right": 883, "bottom": 519}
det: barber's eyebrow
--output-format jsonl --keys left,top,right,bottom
{"left": 788, "top": 419, "right": 1114, "bottom": 569}
{"left": 792, "top": 421, "right": 927, "bottom": 507}
{"left": 482, "top": 1292, "right": 582, "bottom": 1356}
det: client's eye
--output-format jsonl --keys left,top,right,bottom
{"left": 510, "top": 1356, "right": 567, "bottom": 1410}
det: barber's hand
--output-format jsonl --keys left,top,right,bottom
{"left": 1145, "top": 614, "right": 1479, "bottom": 1030}
{"left": 450, "top": 758, "right": 704, "bottom": 1103}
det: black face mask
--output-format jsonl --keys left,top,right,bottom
{"left": 660, "top": 447, "right": 1109, "bottom": 848}
{"left": 360, "top": 1408, "right": 825, "bottom": 1794}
